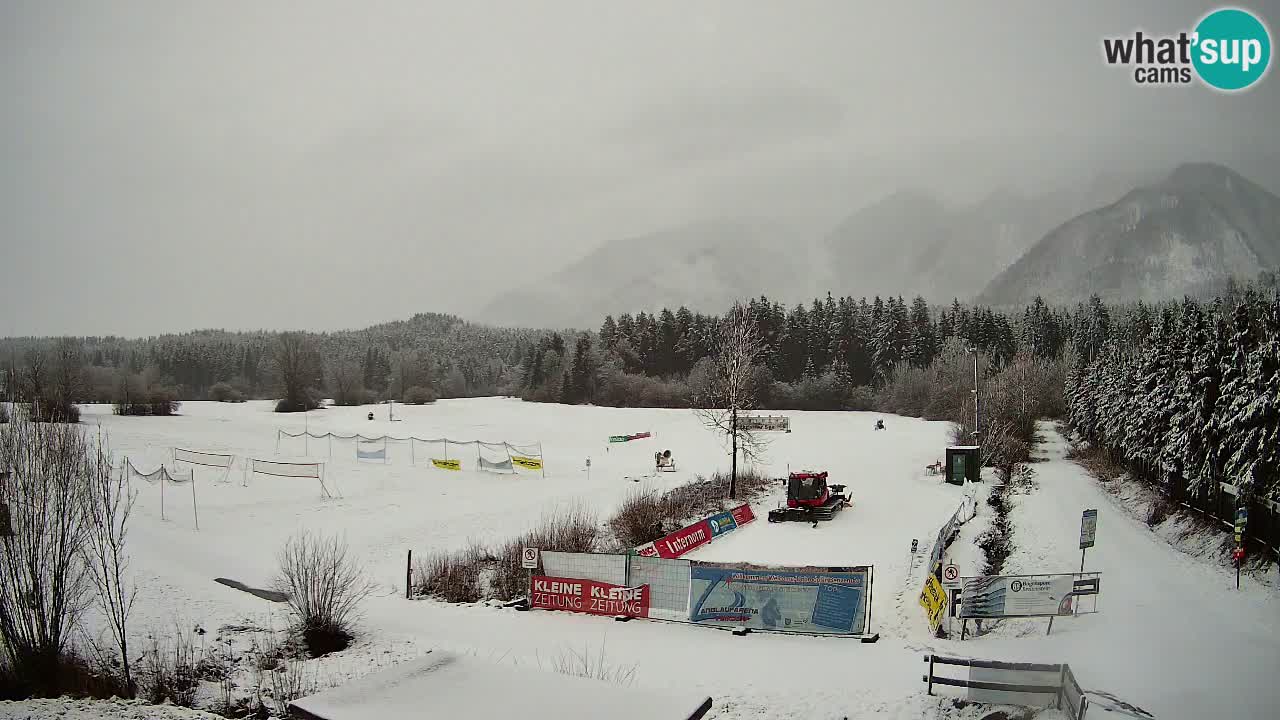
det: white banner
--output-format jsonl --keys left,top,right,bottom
{"left": 174, "top": 448, "right": 235, "bottom": 468}
{"left": 959, "top": 574, "right": 1079, "bottom": 619}
{"left": 737, "top": 415, "right": 790, "bottom": 432}
{"left": 250, "top": 459, "right": 322, "bottom": 479}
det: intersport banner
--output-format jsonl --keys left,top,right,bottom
{"left": 635, "top": 503, "right": 755, "bottom": 558}
{"left": 689, "top": 565, "right": 870, "bottom": 635}
{"left": 530, "top": 576, "right": 650, "bottom": 618}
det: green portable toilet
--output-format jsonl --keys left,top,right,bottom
{"left": 945, "top": 446, "right": 980, "bottom": 485}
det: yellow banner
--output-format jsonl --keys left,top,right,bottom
{"left": 919, "top": 574, "right": 948, "bottom": 633}
{"left": 511, "top": 456, "right": 543, "bottom": 470}
{"left": 431, "top": 458, "right": 461, "bottom": 471}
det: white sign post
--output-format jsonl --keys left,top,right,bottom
{"left": 522, "top": 547, "right": 539, "bottom": 608}
{"left": 1079, "top": 509, "right": 1097, "bottom": 571}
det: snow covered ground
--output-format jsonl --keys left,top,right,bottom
{"left": 925, "top": 423, "right": 1280, "bottom": 720}
{"left": 25, "top": 401, "right": 1276, "bottom": 719}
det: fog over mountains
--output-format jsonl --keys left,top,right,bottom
{"left": 480, "top": 161, "right": 1279, "bottom": 329}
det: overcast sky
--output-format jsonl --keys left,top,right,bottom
{"left": 3, "top": 1, "right": 1278, "bottom": 337}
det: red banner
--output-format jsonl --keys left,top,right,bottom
{"left": 652, "top": 519, "right": 711, "bottom": 559}
{"left": 730, "top": 503, "right": 756, "bottom": 526}
{"left": 530, "top": 576, "right": 649, "bottom": 618}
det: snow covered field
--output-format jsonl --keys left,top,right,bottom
{"left": 48, "top": 401, "right": 1279, "bottom": 719}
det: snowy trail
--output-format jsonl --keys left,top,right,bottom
{"left": 943, "top": 423, "right": 1280, "bottom": 720}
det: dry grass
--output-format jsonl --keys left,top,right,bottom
{"left": 415, "top": 507, "right": 602, "bottom": 603}
{"left": 539, "top": 643, "right": 637, "bottom": 687}
{"left": 607, "top": 468, "right": 772, "bottom": 549}
{"left": 415, "top": 543, "right": 487, "bottom": 604}
{"left": 138, "top": 625, "right": 200, "bottom": 707}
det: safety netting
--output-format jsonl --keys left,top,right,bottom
{"left": 245, "top": 457, "right": 336, "bottom": 498}
{"left": 121, "top": 457, "right": 200, "bottom": 529}
{"left": 275, "top": 430, "right": 544, "bottom": 475}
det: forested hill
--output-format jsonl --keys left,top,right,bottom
{"left": 0, "top": 313, "right": 543, "bottom": 402}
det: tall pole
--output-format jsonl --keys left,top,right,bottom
{"left": 969, "top": 348, "right": 979, "bottom": 444}
{"left": 730, "top": 407, "right": 738, "bottom": 500}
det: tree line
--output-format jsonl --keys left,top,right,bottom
{"left": 0, "top": 313, "right": 541, "bottom": 415}
{"left": 1066, "top": 288, "right": 1280, "bottom": 511}
{"left": 517, "top": 285, "right": 1278, "bottom": 497}
{"left": 518, "top": 293, "right": 1077, "bottom": 411}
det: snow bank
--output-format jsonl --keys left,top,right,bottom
{"left": 287, "top": 650, "right": 712, "bottom": 720}
{"left": 0, "top": 698, "right": 225, "bottom": 720}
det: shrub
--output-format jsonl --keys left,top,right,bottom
{"left": 267, "top": 658, "right": 322, "bottom": 717}
{"left": 274, "top": 392, "right": 323, "bottom": 413}
{"left": 274, "top": 531, "right": 372, "bottom": 657}
{"left": 114, "top": 372, "right": 181, "bottom": 416}
{"left": 402, "top": 385, "right": 437, "bottom": 405}
{"left": 606, "top": 470, "right": 772, "bottom": 549}
{"left": 208, "top": 382, "right": 245, "bottom": 403}
{"left": 846, "top": 385, "right": 878, "bottom": 411}
{"left": 29, "top": 399, "right": 80, "bottom": 424}
{"left": 490, "top": 507, "right": 600, "bottom": 601}
{"left": 415, "top": 544, "right": 486, "bottom": 603}
{"left": 978, "top": 486, "right": 1015, "bottom": 577}
{"left": 139, "top": 626, "right": 199, "bottom": 707}
{"left": 607, "top": 490, "right": 670, "bottom": 549}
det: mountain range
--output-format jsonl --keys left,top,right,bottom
{"left": 476, "top": 163, "right": 1279, "bottom": 328}
{"left": 978, "top": 163, "right": 1280, "bottom": 306}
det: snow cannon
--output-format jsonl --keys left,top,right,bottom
{"left": 767, "top": 471, "right": 850, "bottom": 526}
{"left": 655, "top": 449, "right": 676, "bottom": 472}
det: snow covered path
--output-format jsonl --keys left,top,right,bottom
{"left": 939, "top": 423, "right": 1280, "bottom": 720}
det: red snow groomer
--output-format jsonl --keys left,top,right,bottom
{"left": 767, "top": 470, "right": 850, "bottom": 525}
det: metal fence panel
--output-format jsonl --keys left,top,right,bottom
{"left": 967, "top": 666, "right": 1061, "bottom": 707}
{"left": 629, "top": 556, "right": 691, "bottom": 622}
{"left": 541, "top": 551, "right": 626, "bottom": 586}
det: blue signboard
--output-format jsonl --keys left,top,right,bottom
{"left": 706, "top": 511, "right": 738, "bottom": 538}
{"left": 688, "top": 564, "right": 869, "bottom": 635}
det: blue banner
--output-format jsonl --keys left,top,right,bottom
{"left": 706, "top": 511, "right": 738, "bottom": 538}
{"left": 689, "top": 565, "right": 869, "bottom": 634}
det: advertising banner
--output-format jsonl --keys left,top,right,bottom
{"left": 510, "top": 456, "right": 543, "bottom": 470}
{"left": 707, "top": 511, "right": 737, "bottom": 538}
{"left": 730, "top": 504, "right": 756, "bottom": 526}
{"left": 431, "top": 458, "right": 461, "bottom": 471}
{"left": 478, "top": 456, "right": 514, "bottom": 472}
{"left": 530, "top": 576, "right": 649, "bottom": 618}
{"left": 959, "top": 574, "right": 1082, "bottom": 619}
{"left": 651, "top": 520, "right": 711, "bottom": 558}
{"left": 919, "top": 574, "right": 948, "bottom": 632}
{"left": 608, "top": 432, "right": 652, "bottom": 443}
{"left": 635, "top": 504, "right": 754, "bottom": 558}
{"left": 689, "top": 565, "right": 869, "bottom": 634}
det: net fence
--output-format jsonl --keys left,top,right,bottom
{"left": 276, "top": 430, "right": 544, "bottom": 474}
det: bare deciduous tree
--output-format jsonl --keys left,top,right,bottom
{"left": 694, "top": 302, "right": 766, "bottom": 499}
{"left": 0, "top": 415, "right": 95, "bottom": 693}
{"left": 272, "top": 333, "right": 323, "bottom": 412}
{"left": 327, "top": 359, "right": 366, "bottom": 406}
{"left": 83, "top": 433, "right": 137, "bottom": 694}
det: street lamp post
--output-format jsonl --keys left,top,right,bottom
{"left": 966, "top": 347, "right": 979, "bottom": 444}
